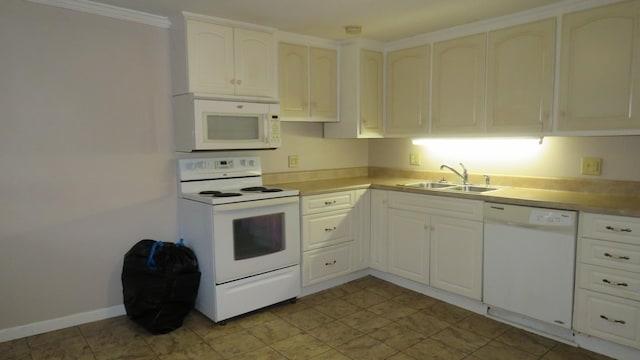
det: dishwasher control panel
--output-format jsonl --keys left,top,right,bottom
{"left": 529, "top": 209, "right": 575, "bottom": 226}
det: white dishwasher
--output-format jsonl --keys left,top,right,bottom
{"left": 483, "top": 202, "right": 577, "bottom": 328}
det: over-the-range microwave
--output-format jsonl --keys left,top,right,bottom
{"left": 172, "top": 94, "right": 281, "bottom": 152}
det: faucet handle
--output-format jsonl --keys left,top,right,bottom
{"left": 483, "top": 174, "right": 491, "bottom": 186}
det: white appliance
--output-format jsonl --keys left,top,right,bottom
{"left": 178, "top": 156, "right": 300, "bottom": 323}
{"left": 173, "top": 94, "right": 281, "bottom": 152}
{"left": 483, "top": 202, "right": 577, "bottom": 328}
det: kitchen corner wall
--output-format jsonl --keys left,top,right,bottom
{"left": 0, "top": 0, "right": 176, "bottom": 331}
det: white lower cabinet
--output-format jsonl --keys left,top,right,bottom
{"left": 574, "top": 213, "right": 640, "bottom": 349}
{"left": 382, "top": 191, "right": 483, "bottom": 299}
{"left": 301, "top": 190, "right": 370, "bottom": 286}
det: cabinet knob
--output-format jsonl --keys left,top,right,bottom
{"left": 324, "top": 227, "right": 337, "bottom": 232}
{"left": 237, "top": 79, "right": 242, "bottom": 85}
{"left": 324, "top": 200, "right": 337, "bottom": 205}
{"left": 230, "top": 79, "right": 236, "bottom": 85}
{"left": 325, "top": 260, "right": 337, "bottom": 266}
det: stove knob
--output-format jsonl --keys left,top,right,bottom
{"left": 240, "top": 159, "right": 246, "bottom": 167}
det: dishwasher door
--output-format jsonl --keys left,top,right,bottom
{"left": 483, "top": 202, "right": 577, "bottom": 328}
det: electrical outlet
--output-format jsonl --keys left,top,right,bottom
{"left": 288, "top": 155, "right": 299, "bottom": 168}
{"left": 409, "top": 152, "right": 421, "bottom": 166}
{"left": 581, "top": 157, "right": 602, "bottom": 176}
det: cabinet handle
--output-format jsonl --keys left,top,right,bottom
{"left": 324, "top": 227, "right": 337, "bottom": 232}
{"left": 604, "top": 252, "right": 631, "bottom": 260}
{"left": 325, "top": 260, "right": 337, "bottom": 266}
{"left": 324, "top": 200, "right": 337, "bottom": 205}
{"left": 605, "top": 225, "right": 632, "bottom": 233}
{"left": 600, "top": 315, "right": 626, "bottom": 325}
{"left": 236, "top": 79, "right": 242, "bottom": 85}
{"left": 602, "top": 279, "right": 629, "bottom": 287}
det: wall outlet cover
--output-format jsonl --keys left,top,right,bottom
{"left": 288, "top": 155, "right": 299, "bottom": 168}
{"left": 580, "top": 157, "right": 602, "bottom": 176}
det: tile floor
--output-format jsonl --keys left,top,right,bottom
{"left": 1, "top": 276, "right": 613, "bottom": 360}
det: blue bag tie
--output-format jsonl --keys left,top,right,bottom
{"left": 147, "top": 241, "right": 164, "bottom": 270}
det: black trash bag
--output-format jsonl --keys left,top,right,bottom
{"left": 122, "top": 239, "right": 201, "bottom": 334}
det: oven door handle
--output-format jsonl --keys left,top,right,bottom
{"left": 213, "top": 196, "right": 299, "bottom": 212}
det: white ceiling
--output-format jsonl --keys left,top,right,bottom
{"left": 89, "top": 0, "right": 566, "bottom": 41}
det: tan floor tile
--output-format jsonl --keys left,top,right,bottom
{"left": 386, "top": 352, "right": 417, "bottom": 360}
{"left": 248, "top": 319, "right": 303, "bottom": 345}
{"left": 348, "top": 275, "right": 385, "bottom": 289}
{"left": 298, "top": 289, "right": 340, "bottom": 307}
{"left": 306, "top": 320, "right": 364, "bottom": 347}
{"left": 144, "top": 327, "right": 203, "bottom": 356}
{"left": 207, "top": 330, "right": 265, "bottom": 358}
{"left": 271, "top": 334, "right": 332, "bottom": 360}
{"left": 269, "top": 299, "right": 310, "bottom": 317}
{"left": 79, "top": 316, "right": 130, "bottom": 337}
{"left": 93, "top": 338, "right": 157, "bottom": 360}
{"left": 227, "top": 346, "right": 284, "bottom": 360}
{"left": 281, "top": 308, "right": 334, "bottom": 331}
{"left": 340, "top": 310, "right": 393, "bottom": 333}
{"left": 334, "top": 335, "right": 398, "bottom": 360}
{"left": 181, "top": 311, "right": 217, "bottom": 336}
{"left": 157, "top": 341, "right": 223, "bottom": 360}
{"left": 329, "top": 281, "right": 363, "bottom": 295}
{"left": 0, "top": 338, "right": 30, "bottom": 358}
{"left": 391, "top": 291, "right": 441, "bottom": 310}
{"left": 454, "top": 315, "right": 510, "bottom": 339}
{"left": 368, "top": 300, "right": 418, "bottom": 321}
{"left": 471, "top": 341, "right": 538, "bottom": 360}
{"left": 541, "top": 343, "right": 614, "bottom": 360}
{"left": 395, "top": 311, "right": 450, "bottom": 336}
{"left": 30, "top": 334, "right": 94, "bottom": 360}
{"left": 84, "top": 322, "right": 147, "bottom": 353}
{"left": 198, "top": 321, "right": 244, "bottom": 342}
{"left": 313, "top": 298, "right": 361, "bottom": 319}
{"left": 369, "top": 322, "right": 428, "bottom": 350}
{"left": 309, "top": 349, "right": 351, "bottom": 360}
{"left": 422, "top": 301, "right": 475, "bottom": 324}
{"left": 341, "top": 289, "right": 387, "bottom": 308}
{"left": 495, "top": 328, "right": 557, "bottom": 356}
{"left": 366, "top": 282, "right": 408, "bottom": 299}
{"left": 404, "top": 338, "right": 467, "bottom": 360}
{"left": 431, "top": 326, "right": 491, "bottom": 354}
{"left": 27, "top": 326, "right": 83, "bottom": 347}
{"left": 234, "top": 311, "right": 280, "bottom": 329}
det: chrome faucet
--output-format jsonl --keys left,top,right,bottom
{"left": 440, "top": 163, "right": 468, "bottom": 185}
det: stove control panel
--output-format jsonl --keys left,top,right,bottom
{"left": 179, "top": 157, "right": 261, "bottom": 181}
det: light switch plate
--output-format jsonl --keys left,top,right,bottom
{"left": 410, "top": 152, "right": 421, "bottom": 166}
{"left": 581, "top": 157, "right": 602, "bottom": 176}
{"left": 288, "top": 155, "right": 298, "bottom": 168}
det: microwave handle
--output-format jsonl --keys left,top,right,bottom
{"left": 213, "top": 196, "right": 298, "bottom": 213}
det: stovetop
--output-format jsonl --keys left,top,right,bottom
{"left": 178, "top": 157, "right": 299, "bottom": 205}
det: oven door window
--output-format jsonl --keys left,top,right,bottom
{"left": 233, "top": 213, "right": 285, "bottom": 260}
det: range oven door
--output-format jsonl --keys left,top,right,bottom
{"left": 212, "top": 196, "right": 300, "bottom": 284}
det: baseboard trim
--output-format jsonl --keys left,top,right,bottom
{"left": 0, "top": 304, "right": 126, "bottom": 343}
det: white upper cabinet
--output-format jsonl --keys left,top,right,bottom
{"left": 278, "top": 42, "right": 338, "bottom": 122}
{"left": 325, "top": 42, "right": 384, "bottom": 138}
{"left": 486, "top": 18, "right": 556, "bottom": 134}
{"left": 386, "top": 45, "right": 430, "bottom": 136}
{"left": 171, "top": 13, "right": 276, "bottom": 100}
{"left": 557, "top": 1, "right": 640, "bottom": 132}
{"left": 431, "top": 33, "right": 486, "bottom": 135}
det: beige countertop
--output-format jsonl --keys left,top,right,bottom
{"left": 270, "top": 176, "right": 640, "bottom": 217}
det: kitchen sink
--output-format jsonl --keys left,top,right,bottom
{"left": 401, "top": 182, "right": 456, "bottom": 189}
{"left": 446, "top": 185, "right": 499, "bottom": 193}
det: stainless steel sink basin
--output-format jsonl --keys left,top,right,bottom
{"left": 401, "top": 182, "right": 455, "bottom": 189}
{"left": 446, "top": 185, "right": 498, "bottom": 193}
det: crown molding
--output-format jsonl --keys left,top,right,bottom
{"left": 27, "top": 0, "right": 171, "bottom": 28}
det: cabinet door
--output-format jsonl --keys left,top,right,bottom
{"left": 430, "top": 216, "right": 483, "bottom": 300}
{"left": 370, "top": 190, "right": 388, "bottom": 271}
{"left": 233, "top": 28, "right": 275, "bottom": 98}
{"left": 353, "top": 189, "right": 371, "bottom": 270}
{"left": 310, "top": 47, "right": 338, "bottom": 121}
{"left": 186, "top": 20, "right": 235, "bottom": 95}
{"left": 558, "top": 1, "right": 640, "bottom": 131}
{"left": 279, "top": 43, "right": 309, "bottom": 118}
{"left": 360, "top": 50, "right": 384, "bottom": 137}
{"left": 387, "top": 208, "right": 429, "bottom": 284}
{"left": 386, "top": 45, "right": 430, "bottom": 136}
{"left": 486, "top": 18, "right": 555, "bottom": 134}
{"left": 432, "top": 33, "right": 486, "bottom": 134}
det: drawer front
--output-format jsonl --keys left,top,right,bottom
{"left": 303, "top": 242, "right": 353, "bottom": 286}
{"left": 579, "top": 264, "right": 640, "bottom": 301}
{"left": 574, "top": 289, "right": 640, "bottom": 349}
{"left": 388, "top": 192, "right": 483, "bottom": 221}
{"left": 580, "top": 238, "right": 640, "bottom": 273}
{"left": 303, "top": 209, "right": 353, "bottom": 250}
{"left": 302, "top": 191, "right": 354, "bottom": 215}
{"left": 582, "top": 213, "right": 640, "bottom": 245}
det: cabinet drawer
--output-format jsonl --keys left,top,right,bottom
{"left": 303, "top": 243, "right": 353, "bottom": 286}
{"left": 579, "top": 264, "right": 640, "bottom": 301}
{"left": 580, "top": 238, "right": 640, "bottom": 273}
{"left": 574, "top": 289, "right": 640, "bottom": 349}
{"left": 387, "top": 192, "right": 483, "bottom": 221}
{"left": 582, "top": 213, "right": 640, "bottom": 245}
{"left": 303, "top": 209, "right": 353, "bottom": 250}
{"left": 302, "top": 191, "right": 354, "bottom": 214}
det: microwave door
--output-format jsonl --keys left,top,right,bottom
{"left": 199, "top": 112, "right": 267, "bottom": 150}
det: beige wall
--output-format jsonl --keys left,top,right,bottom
{"left": 369, "top": 136, "right": 640, "bottom": 181}
{"left": 0, "top": 1, "right": 176, "bottom": 329}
